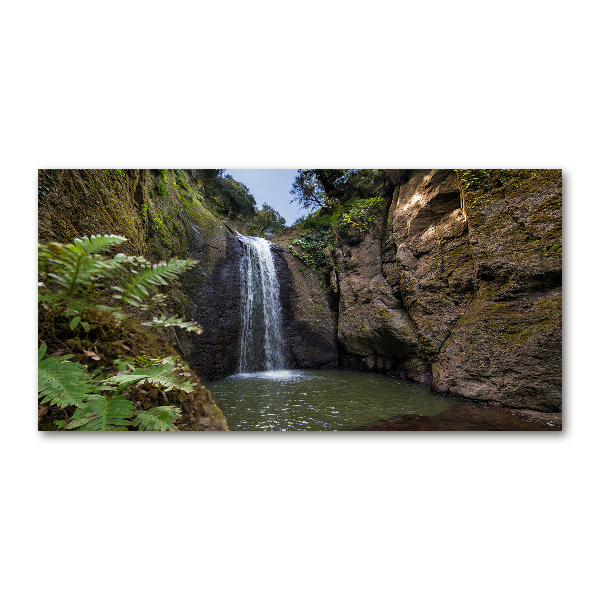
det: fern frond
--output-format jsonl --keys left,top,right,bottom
{"left": 72, "top": 234, "right": 128, "bottom": 255}
{"left": 39, "top": 237, "right": 129, "bottom": 297}
{"left": 142, "top": 314, "right": 203, "bottom": 335}
{"left": 105, "top": 357, "right": 195, "bottom": 393}
{"left": 112, "top": 258, "right": 199, "bottom": 306}
{"left": 66, "top": 394, "right": 134, "bottom": 431}
{"left": 38, "top": 343, "right": 97, "bottom": 408}
{"left": 131, "top": 406, "right": 181, "bottom": 431}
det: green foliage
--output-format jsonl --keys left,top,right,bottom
{"left": 39, "top": 234, "right": 127, "bottom": 296}
{"left": 290, "top": 169, "right": 385, "bottom": 210}
{"left": 106, "top": 356, "right": 195, "bottom": 393}
{"left": 455, "top": 169, "right": 494, "bottom": 192}
{"left": 249, "top": 203, "right": 286, "bottom": 236}
{"left": 199, "top": 172, "right": 257, "bottom": 219}
{"left": 38, "top": 343, "right": 186, "bottom": 431}
{"left": 111, "top": 257, "right": 200, "bottom": 310}
{"left": 290, "top": 226, "right": 334, "bottom": 270}
{"left": 152, "top": 181, "right": 168, "bottom": 197}
{"left": 67, "top": 394, "right": 135, "bottom": 431}
{"left": 131, "top": 406, "right": 182, "bottom": 431}
{"left": 38, "top": 234, "right": 200, "bottom": 332}
{"left": 290, "top": 170, "right": 327, "bottom": 210}
{"left": 38, "top": 344, "right": 100, "bottom": 409}
{"left": 289, "top": 197, "right": 384, "bottom": 269}
{"left": 301, "top": 213, "right": 335, "bottom": 229}
{"left": 142, "top": 314, "right": 203, "bottom": 335}
{"left": 38, "top": 234, "right": 204, "bottom": 431}
{"left": 336, "top": 197, "right": 385, "bottom": 237}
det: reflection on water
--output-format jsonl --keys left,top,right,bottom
{"left": 208, "top": 369, "right": 461, "bottom": 431}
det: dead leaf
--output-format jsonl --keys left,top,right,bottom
{"left": 38, "top": 406, "right": 49, "bottom": 419}
{"left": 82, "top": 350, "right": 101, "bottom": 361}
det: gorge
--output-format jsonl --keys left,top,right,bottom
{"left": 37, "top": 168, "right": 562, "bottom": 431}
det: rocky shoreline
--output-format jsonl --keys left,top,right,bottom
{"left": 352, "top": 402, "right": 562, "bottom": 431}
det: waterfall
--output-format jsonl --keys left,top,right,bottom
{"left": 237, "top": 234, "right": 287, "bottom": 373}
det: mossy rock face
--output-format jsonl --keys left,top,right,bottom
{"left": 458, "top": 169, "right": 562, "bottom": 288}
{"left": 425, "top": 169, "right": 562, "bottom": 410}
{"left": 38, "top": 169, "right": 148, "bottom": 255}
{"left": 432, "top": 289, "right": 562, "bottom": 411}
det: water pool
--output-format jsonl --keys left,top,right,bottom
{"left": 208, "top": 369, "right": 461, "bottom": 431}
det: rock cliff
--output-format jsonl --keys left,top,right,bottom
{"left": 276, "top": 169, "right": 562, "bottom": 412}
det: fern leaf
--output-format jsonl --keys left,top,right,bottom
{"left": 131, "top": 406, "right": 181, "bottom": 431}
{"left": 142, "top": 314, "right": 203, "bottom": 335}
{"left": 39, "top": 238, "right": 128, "bottom": 297}
{"left": 105, "top": 357, "right": 195, "bottom": 393}
{"left": 66, "top": 394, "right": 134, "bottom": 431}
{"left": 113, "top": 258, "right": 198, "bottom": 306}
{"left": 73, "top": 234, "right": 128, "bottom": 255}
{"left": 38, "top": 343, "right": 96, "bottom": 409}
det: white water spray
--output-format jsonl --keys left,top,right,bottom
{"left": 237, "top": 235, "right": 287, "bottom": 373}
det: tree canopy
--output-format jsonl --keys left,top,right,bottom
{"left": 194, "top": 171, "right": 257, "bottom": 219}
{"left": 252, "top": 203, "right": 286, "bottom": 236}
{"left": 290, "top": 169, "right": 387, "bottom": 211}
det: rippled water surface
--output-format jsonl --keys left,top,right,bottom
{"left": 208, "top": 369, "right": 461, "bottom": 431}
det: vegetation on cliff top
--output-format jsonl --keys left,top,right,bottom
{"left": 287, "top": 197, "right": 386, "bottom": 269}
{"left": 189, "top": 169, "right": 286, "bottom": 236}
{"left": 290, "top": 169, "right": 387, "bottom": 211}
{"left": 283, "top": 169, "right": 391, "bottom": 269}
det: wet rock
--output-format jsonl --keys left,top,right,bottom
{"left": 181, "top": 230, "right": 244, "bottom": 380}
{"left": 353, "top": 402, "right": 561, "bottom": 431}
{"left": 273, "top": 245, "right": 339, "bottom": 369}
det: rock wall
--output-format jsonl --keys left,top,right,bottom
{"left": 180, "top": 228, "right": 244, "bottom": 379}
{"left": 274, "top": 245, "right": 339, "bottom": 369}
{"left": 275, "top": 169, "right": 562, "bottom": 412}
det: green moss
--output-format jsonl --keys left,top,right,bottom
{"left": 458, "top": 169, "right": 562, "bottom": 210}
{"left": 377, "top": 306, "right": 399, "bottom": 322}
{"left": 454, "top": 294, "right": 562, "bottom": 353}
{"left": 38, "top": 169, "right": 147, "bottom": 256}
{"left": 152, "top": 181, "right": 168, "bottom": 197}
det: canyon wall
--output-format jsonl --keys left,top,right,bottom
{"left": 276, "top": 169, "right": 562, "bottom": 412}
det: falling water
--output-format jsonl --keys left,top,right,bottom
{"left": 237, "top": 235, "right": 287, "bottom": 373}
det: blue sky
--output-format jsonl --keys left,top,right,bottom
{"left": 225, "top": 169, "right": 309, "bottom": 226}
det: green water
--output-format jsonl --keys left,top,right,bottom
{"left": 208, "top": 369, "right": 461, "bottom": 431}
